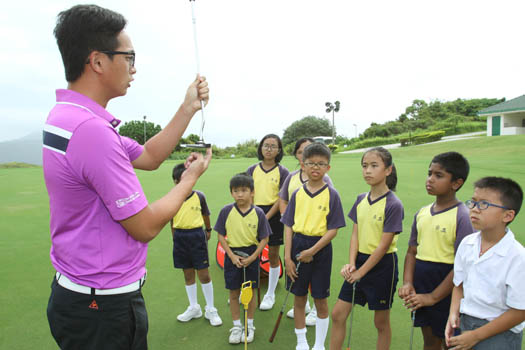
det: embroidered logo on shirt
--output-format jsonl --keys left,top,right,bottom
{"left": 116, "top": 192, "right": 141, "bottom": 208}
{"left": 318, "top": 205, "right": 327, "bottom": 211}
{"left": 435, "top": 225, "right": 447, "bottom": 234}
{"left": 373, "top": 214, "right": 383, "bottom": 222}
{"left": 89, "top": 300, "right": 99, "bottom": 310}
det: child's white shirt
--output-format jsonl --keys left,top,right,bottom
{"left": 453, "top": 228, "right": 525, "bottom": 333}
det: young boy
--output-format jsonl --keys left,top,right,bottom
{"left": 399, "top": 152, "right": 474, "bottom": 349}
{"left": 282, "top": 143, "right": 346, "bottom": 350}
{"left": 170, "top": 163, "right": 222, "bottom": 326}
{"left": 214, "top": 173, "right": 271, "bottom": 344}
{"left": 445, "top": 177, "right": 525, "bottom": 350}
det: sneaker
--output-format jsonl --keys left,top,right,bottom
{"left": 229, "top": 326, "right": 243, "bottom": 344}
{"left": 259, "top": 294, "right": 275, "bottom": 310}
{"left": 305, "top": 308, "right": 317, "bottom": 327}
{"left": 204, "top": 306, "right": 223, "bottom": 326}
{"left": 177, "top": 305, "right": 202, "bottom": 322}
{"left": 287, "top": 303, "right": 312, "bottom": 319}
{"left": 241, "top": 325, "right": 255, "bottom": 343}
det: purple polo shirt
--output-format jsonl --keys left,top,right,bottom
{"left": 43, "top": 89, "right": 148, "bottom": 289}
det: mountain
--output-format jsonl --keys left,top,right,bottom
{"left": 0, "top": 131, "right": 42, "bottom": 165}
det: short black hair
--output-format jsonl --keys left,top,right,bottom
{"left": 54, "top": 4, "right": 127, "bottom": 82}
{"left": 172, "top": 163, "right": 186, "bottom": 183}
{"left": 257, "top": 134, "right": 284, "bottom": 163}
{"left": 302, "top": 142, "right": 331, "bottom": 163}
{"left": 431, "top": 152, "right": 470, "bottom": 191}
{"left": 474, "top": 177, "right": 523, "bottom": 219}
{"left": 230, "top": 173, "right": 254, "bottom": 192}
{"left": 362, "top": 147, "right": 398, "bottom": 191}
{"left": 293, "top": 137, "right": 315, "bottom": 157}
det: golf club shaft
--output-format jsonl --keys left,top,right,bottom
{"left": 409, "top": 310, "right": 415, "bottom": 350}
{"left": 346, "top": 281, "right": 357, "bottom": 350}
{"left": 269, "top": 261, "right": 301, "bottom": 342}
{"left": 189, "top": 0, "right": 206, "bottom": 142}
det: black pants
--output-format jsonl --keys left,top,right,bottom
{"left": 47, "top": 277, "right": 148, "bottom": 350}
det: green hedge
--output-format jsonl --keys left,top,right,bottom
{"left": 401, "top": 130, "right": 445, "bottom": 146}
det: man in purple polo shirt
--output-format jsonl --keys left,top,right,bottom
{"left": 44, "top": 5, "right": 211, "bottom": 350}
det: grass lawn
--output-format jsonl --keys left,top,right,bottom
{"left": 1, "top": 135, "right": 524, "bottom": 349}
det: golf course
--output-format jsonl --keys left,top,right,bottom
{"left": 1, "top": 134, "right": 524, "bottom": 349}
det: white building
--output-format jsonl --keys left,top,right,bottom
{"left": 478, "top": 95, "right": 525, "bottom": 136}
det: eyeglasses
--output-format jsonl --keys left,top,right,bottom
{"left": 100, "top": 50, "right": 136, "bottom": 67}
{"left": 304, "top": 162, "right": 329, "bottom": 169}
{"left": 465, "top": 199, "right": 510, "bottom": 211}
{"left": 262, "top": 144, "right": 279, "bottom": 150}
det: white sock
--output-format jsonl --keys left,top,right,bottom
{"left": 267, "top": 266, "right": 280, "bottom": 296}
{"left": 295, "top": 327, "right": 308, "bottom": 345}
{"left": 248, "top": 318, "right": 254, "bottom": 327}
{"left": 201, "top": 281, "right": 214, "bottom": 309}
{"left": 185, "top": 283, "right": 198, "bottom": 307}
{"left": 313, "top": 317, "right": 329, "bottom": 350}
{"left": 311, "top": 303, "right": 317, "bottom": 312}
{"left": 306, "top": 298, "right": 311, "bottom": 311}
{"left": 233, "top": 319, "right": 241, "bottom": 327}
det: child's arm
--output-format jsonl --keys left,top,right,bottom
{"left": 240, "top": 236, "right": 269, "bottom": 267}
{"left": 398, "top": 245, "right": 417, "bottom": 300}
{"left": 202, "top": 215, "right": 211, "bottom": 240}
{"left": 341, "top": 223, "right": 359, "bottom": 280}
{"left": 447, "top": 303, "right": 525, "bottom": 349}
{"left": 265, "top": 200, "right": 280, "bottom": 220}
{"left": 279, "top": 198, "right": 288, "bottom": 215}
{"left": 298, "top": 228, "right": 338, "bottom": 263}
{"left": 217, "top": 234, "right": 243, "bottom": 268}
{"left": 284, "top": 225, "right": 299, "bottom": 281}
{"left": 347, "top": 232, "right": 394, "bottom": 283}
{"left": 404, "top": 269, "right": 454, "bottom": 310}
{"left": 445, "top": 283, "right": 463, "bottom": 345}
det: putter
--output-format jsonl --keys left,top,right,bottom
{"left": 233, "top": 250, "right": 261, "bottom": 307}
{"left": 269, "top": 253, "right": 302, "bottom": 343}
{"left": 409, "top": 310, "right": 416, "bottom": 350}
{"left": 346, "top": 281, "right": 358, "bottom": 350}
{"left": 183, "top": 0, "right": 211, "bottom": 149}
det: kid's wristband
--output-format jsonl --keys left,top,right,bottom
{"left": 205, "top": 228, "right": 212, "bottom": 232}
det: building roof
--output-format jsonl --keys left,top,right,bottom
{"left": 478, "top": 94, "right": 525, "bottom": 115}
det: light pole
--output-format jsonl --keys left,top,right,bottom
{"left": 353, "top": 123, "right": 357, "bottom": 138}
{"left": 143, "top": 115, "right": 147, "bottom": 145}
{"left": 325, "top": 101, "right": 340, "bottom": 144}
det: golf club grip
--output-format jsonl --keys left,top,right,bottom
{"left": 268, "top": 312, "right": 283, "bottom": 342}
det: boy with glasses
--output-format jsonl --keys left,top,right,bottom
{"left": 445, "top": 177, "right": 525, "bottom": 349}
{"left": 282, "top": 143, "right": 346, "bottom": 350}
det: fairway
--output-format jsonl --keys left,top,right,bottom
{"left": 1, "top": 135, "right": 524, "bottom": 349}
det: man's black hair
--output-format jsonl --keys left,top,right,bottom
{"left": 172, "top": 163, "right": 186, "bottom": 183}
{"left": 54, "top": 4, "right": 127, "bottom": 82}
{"left": 230, "top": 173, "right": 254, "bottom": 191}
{"left": 474, "top": 177, "right": 523, "bottom": 219}
{"left": 257, "top": 134, "right": 284, "bottom": 163}
{"left": 431, "top": 152, "right": 470, "bottom": 191}
{"left": 303, "top": 142, "right": 331, "bottom": 163}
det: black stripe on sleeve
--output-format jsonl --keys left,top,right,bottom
{"left": 43, "top": 131, "right": 69, "bottom": 153}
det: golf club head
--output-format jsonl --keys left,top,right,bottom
{"left": 180, "top": 141, "right": 211, "bottom": 149}
{"left": 233, "top": 250, "right": 250, "bottom": 258}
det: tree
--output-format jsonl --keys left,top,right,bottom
{"left": 282, "top": 116, "right": 333, "bottom": 146}
{"left": 119, "top": 120, "right": 162, "bottom": 145}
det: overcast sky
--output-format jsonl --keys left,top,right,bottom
{"left": 1, "top": 0, "right": 524, "bottom": 146}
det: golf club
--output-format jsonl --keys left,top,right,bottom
{"left": 182, "top": 0, "right": 210, "bottom": 149}
{"left": 409, "top": 310, "right": 416, "bottom": 350}
{"left": 233, "top": 250, "right": 250, "bottom": 283}
{"left": 269, "top": 253, "right": 302, "bottom": 343}
{"left": 345, "top": 281, "right": 358, "bottom": 350}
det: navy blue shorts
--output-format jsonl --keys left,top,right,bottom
{"left": 259, "top": 204, "right": 283, "bottom": 246}
{"left": 224, "top": 245, "right": 260, "bottom": 290}
{"left": 338, "top": 252, "right": 398, "bottom": 310}
{"left": 413, "top": 259, "right": 453, "bottom": 338}
{"left": 286, "top": 233, "right": 332, "bottom": 299}
{"left": 172, "top": 228, "right": 209, "bottom": 270}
